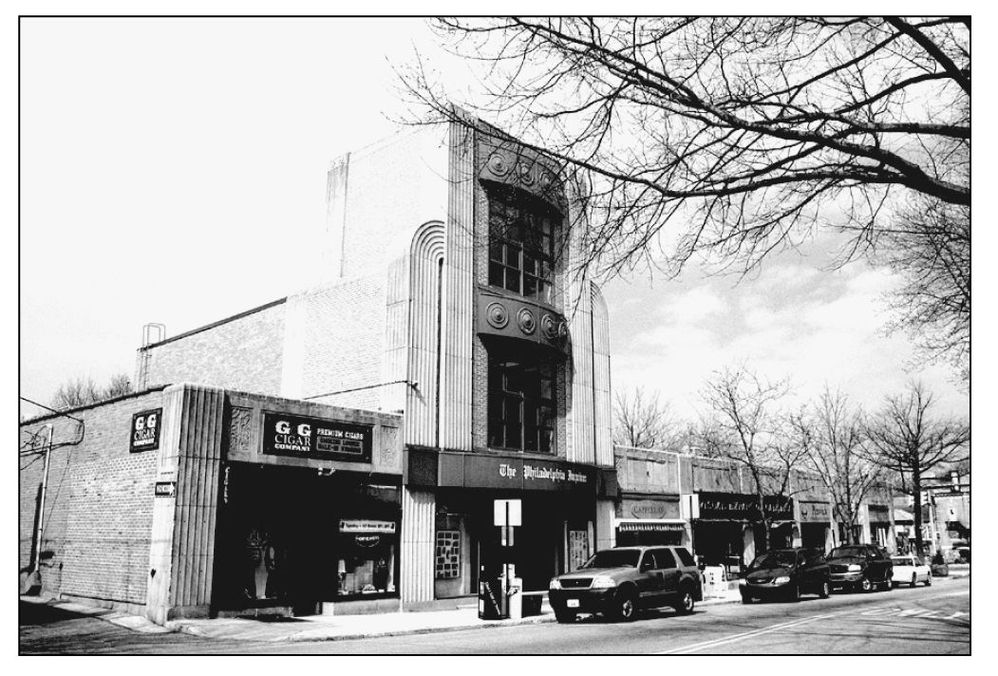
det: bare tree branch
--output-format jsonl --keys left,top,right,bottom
{"left": 398, "top": 17, "right": 970, "bottom": 377}
{"left": 863, "top": 381, "right": 969, "bottom": 553}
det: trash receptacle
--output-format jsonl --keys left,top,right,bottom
{"left": 478, "top": 577, "right": 505, "bottom": 620}
{"left": 522, "top": 593, "right": 543, "bottom": 616}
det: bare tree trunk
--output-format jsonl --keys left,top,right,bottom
{"left": 757, "top": 491, "right": 769, "bottom": 553}
{"left": 911, "top": 463, "right": 925, "bottom": 555}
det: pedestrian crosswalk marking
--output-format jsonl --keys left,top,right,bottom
{"left": 860, "top": 607, "right": 967, "bottom": 621}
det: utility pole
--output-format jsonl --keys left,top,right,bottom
{"left": 33, "top": 424, "right": 54, "bottom": 573}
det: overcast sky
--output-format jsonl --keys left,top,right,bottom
{"left": 18, "top": 17, "right": 969, "bottom": 424}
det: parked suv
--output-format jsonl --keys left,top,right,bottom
{"left": 548, "top": 546, "right": 703, "bottom": 623}
{"left": 827, "top": 544, "right": 893, "bottom": 592}
{"left": 740, "top": 548, "right": 830, "bottom": 603}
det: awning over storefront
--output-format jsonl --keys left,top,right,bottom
{"left": 404, "top": 446, "right": 617, "bottom": 497}
{"left": 693, "top": 491, "right": 794, "bottom": 522}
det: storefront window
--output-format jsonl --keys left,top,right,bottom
{"left": 336, "top": 519, "right": 397, "bottom": 598}
{"left": 488, "top": 352, "right": 556, "bottom": 453}
{"left": 214, "top": 464, "right": 402, "bottom": 612}
{"left": 487, "top": 185, "right": 559, "bottom": 304}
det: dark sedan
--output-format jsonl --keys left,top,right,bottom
{"left": 740, "top": 548, "right": 830, "bottom": 603}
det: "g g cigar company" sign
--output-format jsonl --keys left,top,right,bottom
{"left": 262, "top": 413, "right": 372, "bottom": 463}
{"left": 130, "top": 408, "right": 163, "bottom": 453}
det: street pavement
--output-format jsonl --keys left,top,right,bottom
{"left": 20, "top": 574, "right": 969, "bottom": 655}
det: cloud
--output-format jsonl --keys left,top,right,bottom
{"left": 607, "top": 257, "right": 967, "bottom": 421}
{"left": 654, "top": 286, "right": 727, "bottom": 326}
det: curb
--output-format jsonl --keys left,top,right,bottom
{"left": 283, "top": 613, "right": 556, "bottom": 643}
{"left": 277, "top": 596, "right": 743, "bottom": 644}
{"left": 166, "top": 595, "right": 745, "bottom": 643}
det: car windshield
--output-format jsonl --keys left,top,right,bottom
{"left": 582, "top": 549, "right": 641, "bottom": 569}
{"left": 748, "top": 550, "right": 797, "bottom": 570}
{"left": 891, "top": 557, "right": 911, "bottom": 565}
{"left": 829, "top": 546, "right": 867, "bottom": 559}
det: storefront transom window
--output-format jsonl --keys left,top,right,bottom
{"left": 488, "top": 352, "right": 555, "bottom": 454}
{"left": 487, "top": 186, "right": 558, "bottom": 304}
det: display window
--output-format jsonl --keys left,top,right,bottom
{"left": 336, "top": 520, "right": 398, "bottom": 598}
{"left": 213, "top": 462, "right": 401, "bottom": 614}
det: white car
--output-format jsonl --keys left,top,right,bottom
{"left": 891, "top": 554, "right": 932, "bottom": 587}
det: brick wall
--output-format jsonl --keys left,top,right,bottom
{"left": 138, "top": 300, "right": 286, "bottom": 396}
{"left": 326, "top": 127, "right": 449, "bottom": 280}
{"left": 19, "top": 390, "right": 165, "bottom": 606}
{"left": 294, "top": 275, "right": 387, "bottom": 411}
{"left": 616, "top": 448, "right": 683, "bottom": 494}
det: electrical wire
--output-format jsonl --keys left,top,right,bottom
{"left": 18, "top": 396, "right": 87, "bottom": 463}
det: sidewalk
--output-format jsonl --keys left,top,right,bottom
{"left": 18, "top": 588, "right": 743, "bottom": 644}
{"left": 30, "top": 571, "right": 973, "bottom": 645}
{"left": 165, "top": 588, "right": 744, "bottom": 643}
{"left": 944, "top": 563, "right": 970, "bottom": 578}
{"left": 19, "top": 594, "right": 172, "bottom": 634}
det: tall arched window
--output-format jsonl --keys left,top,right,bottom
{"left": 486, "top": 185, "right": 559, "bottom": 304}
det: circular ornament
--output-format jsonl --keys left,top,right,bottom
{"left": 486, "top": 302, "right": 509, "bottom": 329}
{"left": 541, "top": 313, "right": 560, "bottom": 340}
{"left": 518, "top": 162, "right": 536, "bottom": 186}
{"left": 517, "top": 307, "right": 536, "bottom": 335}
{"left": 487, "top": 153, "right": 511, "bottom": 176}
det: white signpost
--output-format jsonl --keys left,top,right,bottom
{"left": 493, "top": 499, "right": 523, "bottom": 620}
{"left": 493, "top": 499, "right": 522, "bottom": 527}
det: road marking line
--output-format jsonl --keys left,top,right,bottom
{"left": 654, "top": 613, "right": 843, "bottom": 654}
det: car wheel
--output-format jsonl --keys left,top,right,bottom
{"left": 614, "top": 588, "right": 637, "bottom": 622}
{"left": 674, "top": 587, "right": 695, "bottom": 615}
{"left": 819, "top": 581, "right": 830, "bottom": 599}
{"left": 789, "top": 584, "right": 801, "bottom": 602}
{"left": 860, "top": 577, "right": 873, "bottom": 592}
{"left": 554, "top": 609, "right": 576, "bottom": 624}
{"left": 925, "top": 573, "right": 932, "bottom": 587}
{"left": 910, "top": 574, "right": 917, "bottom": 588}
{"left": 740, "top": 593, "right": 753, "bottom": 604}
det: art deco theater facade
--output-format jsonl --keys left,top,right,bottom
{"left": 19, "top": 118, "right": 615, "bottom": 621}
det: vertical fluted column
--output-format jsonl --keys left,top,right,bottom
{"left": 591, "top": 283, "right": 613, "bottom": 467}
{"left": 400, "top": 487, "right": 436, "bottom": 606}
{"left": 439, "top": 122, "right": 475, "bottom": 451}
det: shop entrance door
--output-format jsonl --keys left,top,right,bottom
{"left": 213, "top": 463, "right": 320, "bottom": 615}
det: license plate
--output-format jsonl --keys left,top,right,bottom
{"left": 566, "top": 599, "right": 580, "bottom": 608}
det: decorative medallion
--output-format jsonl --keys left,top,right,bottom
{"left": 486, "top": 302, "right": 509, "bottom": 329}
{"left": 517, "top": 307, "right": 536, "bottom": 335}
{"left": 518, "top": 162, "right": 536, "bottom": 186}
{"left": 486, "top": 153, "right": 511, "bottom": 177}
{"left": 541, "top": 313, "right": 561, "bottom": 341}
